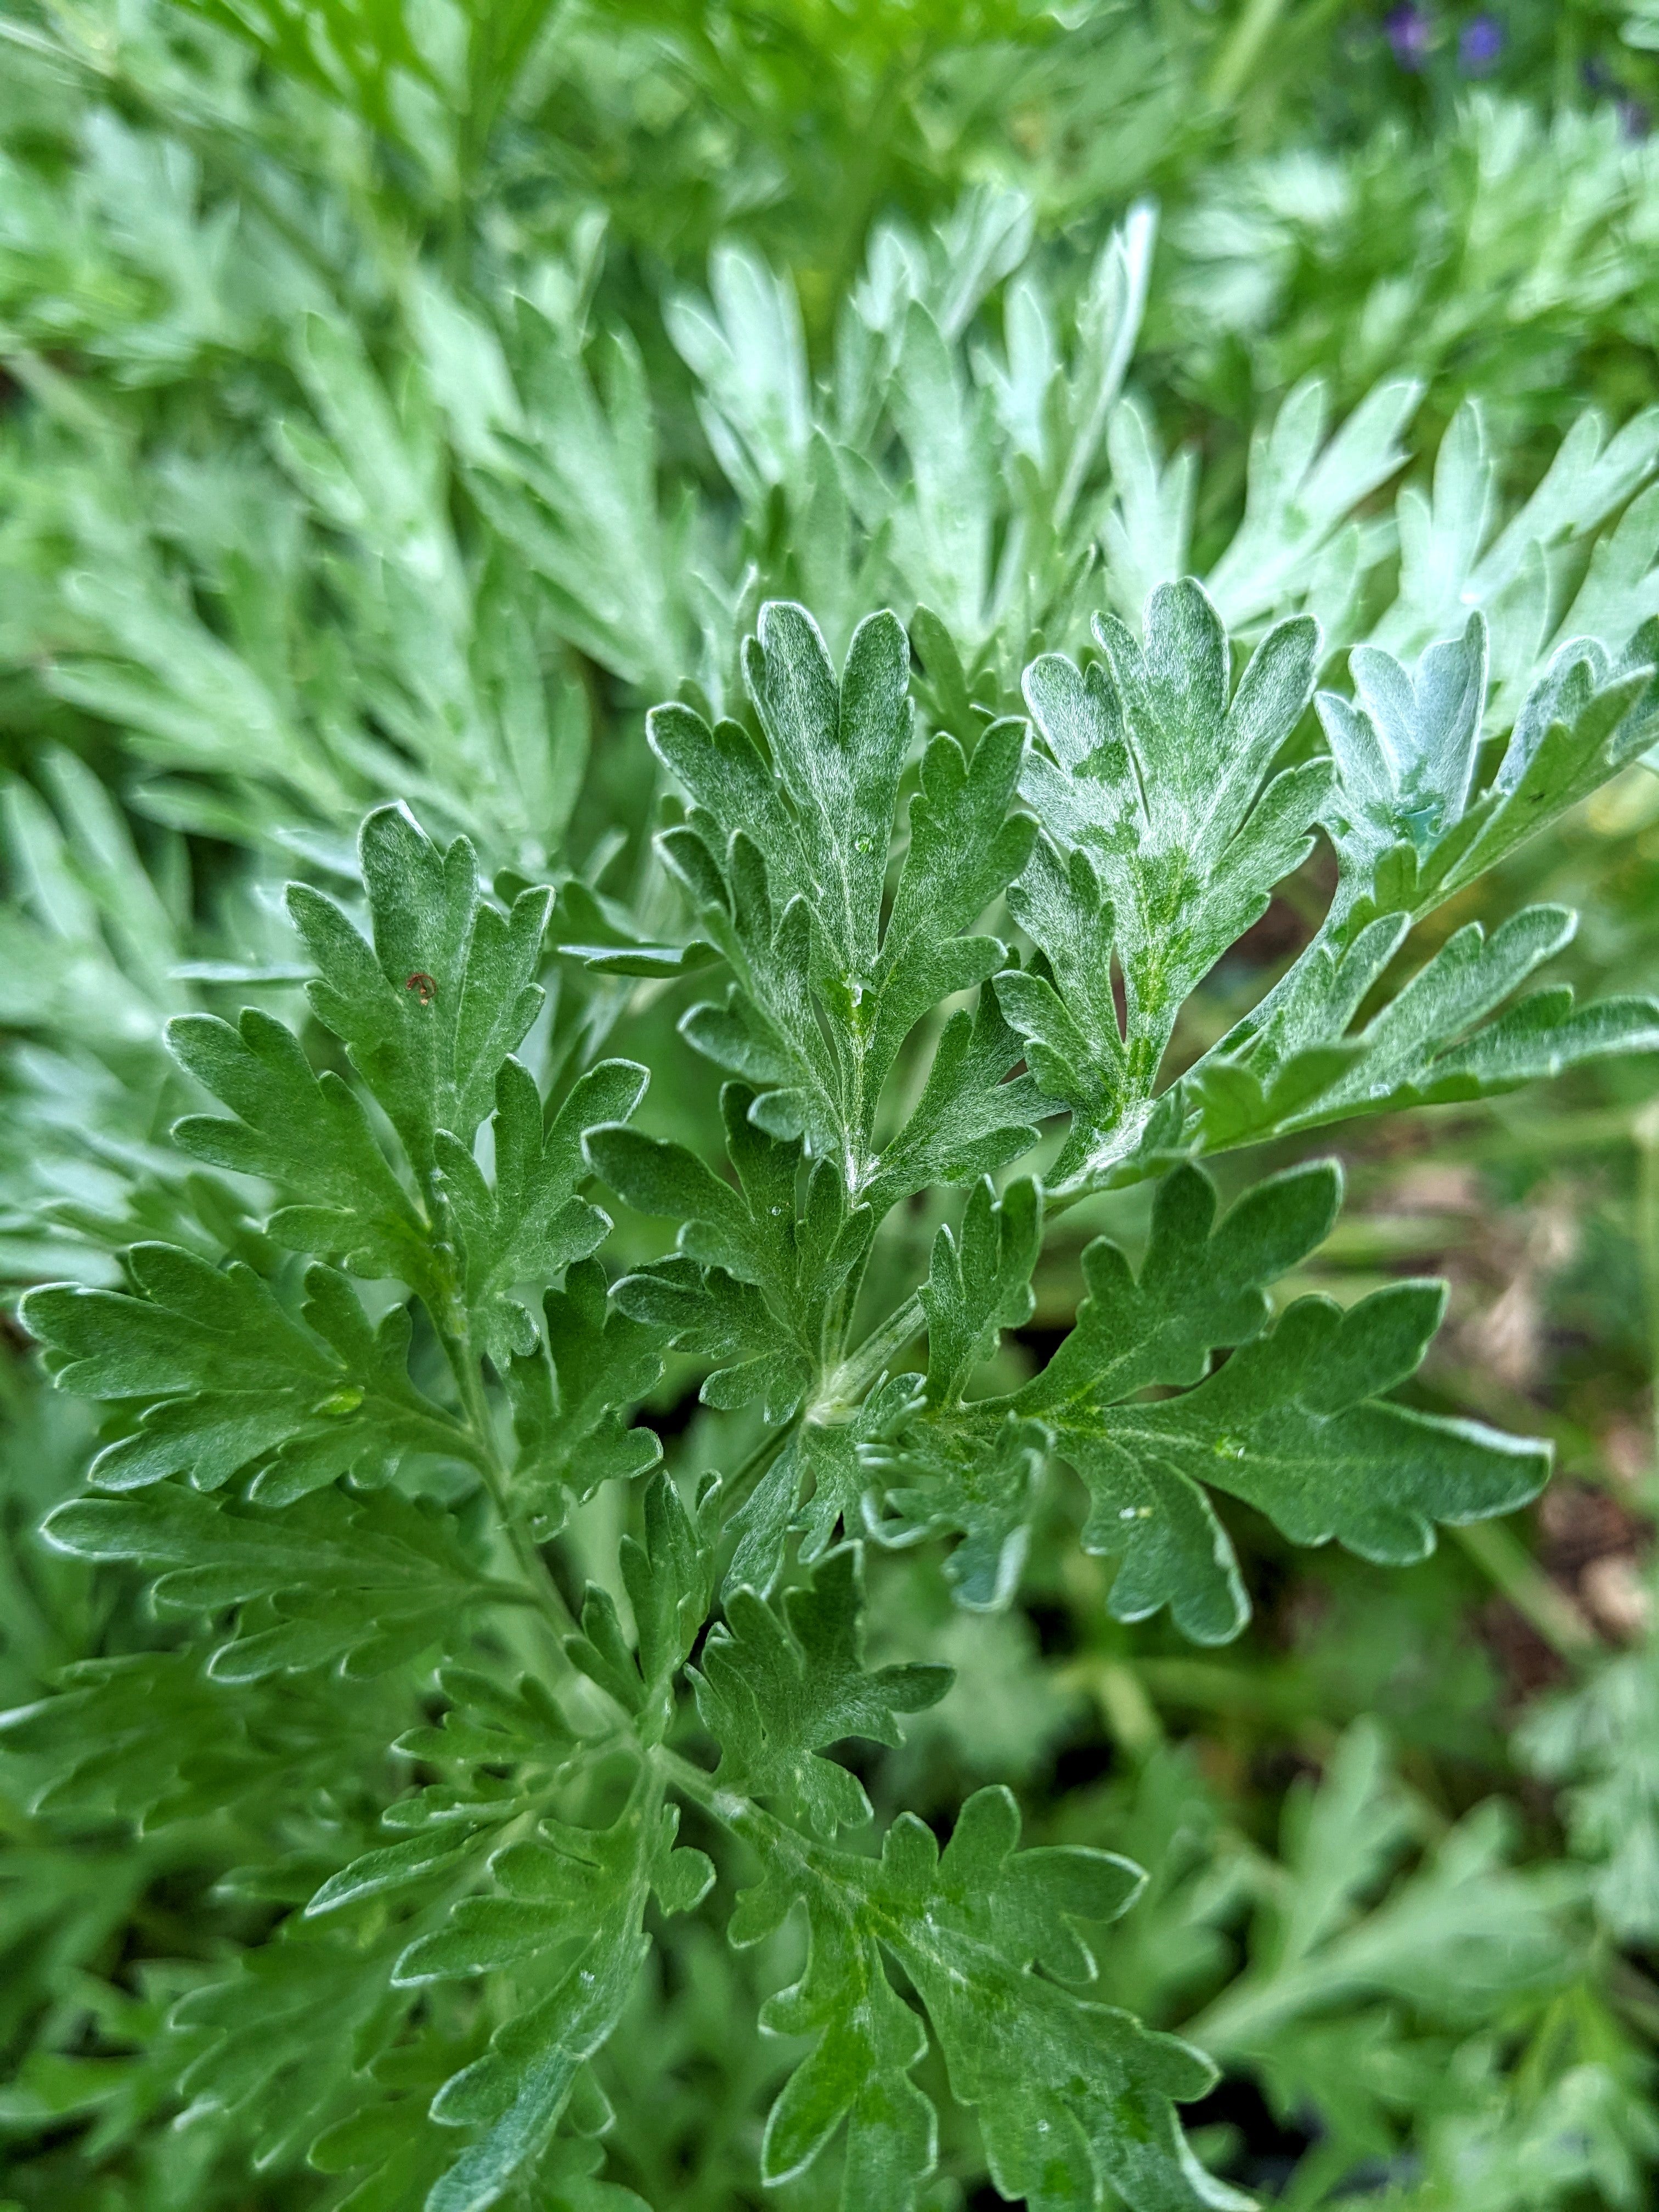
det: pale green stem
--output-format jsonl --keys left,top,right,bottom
{"left": 1450, "top": 1521, "right": 1595, "bottom": 1662}
{"left": 437, "top": 1309, "right": 580, "bottom": 1647}
{"left": 1060, "top": 1654, "right": 1165, "bottom": 1755}
{"left": 826, "top": 1171, "right": 1114, "bottom": 1408}
{"left": 1206, "top": 0, "right": 1294, "bottom": 110}
{"left": 652, "top": 1742, "right": 770, "bottom": 1850}
{"left": 824, "top": 1290, "right": 925, "bottom": 1407}
{"left": 719, "top": 1421, "right": 799, "bottom": 1522}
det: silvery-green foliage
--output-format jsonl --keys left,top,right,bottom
{"left": 17, "top": 112, "right": 1659, "bottom": 881}
{"left": 6, "top": 21, "right": 1659, "bottom": 2205}
{"left": 1163, "top": 91, "right": 1659, "bottom": 420}
{"left": 10, "top": 548, "right": 1658, "bottom": 2209}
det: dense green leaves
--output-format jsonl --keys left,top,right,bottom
{"left": 1519, "top": 1633, "right": 1659, "bottom": 1945}
{"left": 919, "top": 1176, "right": 1043, "bottom": 1409}
{"left": 1013, "top": 586, "right": 1326, "bottom": 1181}
{"left": 21, "top": 1248, "right": 470, "bottom": 1500}
{"left": 404, "top": 1794, "right": 664, "bottom": 2212}
{"left": 10, "top": 562, "right": 1649, "bottom": 2212}
{"left": 1045, "top": 1276, "right": 1545, "bottom": 1643}
{"left": 42, "top": 1480, "right": 500, "bottom": 1680}
{"left": 874, "top": 1162, "right": 1548, "bottom": 1639}
{"left": 596, "top": 1082, "right": 873, "bottom": 1421}
{"left": 693, "top": 1546, "right": 952, "bottom": 1834}
{"left": 566, "top": 1469, "right": 716, "bottom": 1739}
{"left": 651, "top": 603, "right": 1042, "bottom": 1207}
{"left": 167, "top": 1007, "right": 439, "bottom": 1293}
{"left": 729, "top": 1785, "right": 1244, "bottom": 2212}
{"left": 1184, "top": 905, "right": 1659, "bottom": 1154}
{"left": 1085, "top": 1728, "right": 1612, "bottom": 2209}
{"left": 289, "top": 803, "right": 552, "bottom": 1185}
{"left": 505, "top": 1260, "right": 666, "bottom": 1537}
{"left": 440, "top": 1056, "right": 646, "bottom": 1368}
{"left": 167, "top": 1920, "right": 416, "bottom": 2176}
{"left": 11, "top": 18, "right": 1659, "bottom": 2212}
{"left": 1318, "top": 619, "right": 1659, "bottom": 915}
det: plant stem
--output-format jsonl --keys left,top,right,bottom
{"left": 1206, "top": 0, "right": 1293, "bottom": 109}
{"left": 652, "top": 1742, "right": 769, "bottom": 1848}
{"left": 439, "top": 1312, "right": 580, "bottom": 1646}
{"left": 719, "top": 1421, "right": 798, "bottom": 1522}
{"left": 823, "top": 1168, "right": 1107, "bottom": 1409}
{"left": 1450, "top": 1520, "right": 1596, "bottom": 1661}
{"left": 1061, "top": 1654, "right": 1165, "bottom": 1754}
{"left": 825, "top": 1291, "right": 925, "bottom": 1405}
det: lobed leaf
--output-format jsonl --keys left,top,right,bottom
{"left": 871, "top": 1161, "right": 1547, "bottom": 1638}
{"left": 728, "top": 1786, "right": 1243, "bottom": 2212}
{"left": 693, "top": 1545, "right": 952, "bottom": 1835}
{"left": 1017, "top": 582, "right": 1327, "bottom": 1184}
{"left": 438, "top": 1054, "right": 646, "bottom": 1368}
{"left": 22, "top": 1247, "right": 470, "bottom": 1501}
{"left": 43, "top": 1481, "right": 497, "bottom": 1680}
{"left": 289, "top": 803, "right": 551, "bottom": 1186}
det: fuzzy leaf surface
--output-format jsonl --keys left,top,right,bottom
{"left": 288, "top": 803, "right": 552, "bottom": 1184}
{"left": 1014, "top": 582, "right": 1326, "bottom": 1182}
{"left": 504, "top": 1258, "right": 667, "bottom": 1538}
{"left": 693, "top": 1546, "right": 951, "bottom": 1835}
{"left": 652, "top": 603, "right": 1041, "bottom": 1209}
{"left": 438, "top": 1055, "right": 647, "bottom": 1367}
{"left": 729, "top": 1786, "right": 1245, "bottom": 2212}
{"left": 42, "top": 1481, "right": 495, "bottom": 1680}
{"left": 871, "top": 1163, "right": 1547, "bottom": 1638}
{"left": 21, "top": 1247, "right": 470, "bottom": 1502}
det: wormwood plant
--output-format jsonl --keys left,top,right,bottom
{"left": 14, "top": 572, "right": 1659, "bottom": 2210}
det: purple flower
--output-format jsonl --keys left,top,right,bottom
{"left": 1458, "top": 14, "right": 1504, "bottom": 75}
{"left": 1619, "top": 95, "right": 1652, "bottom": 141}
{"left": 1385, "top": 3, "right": 1432, "bottom": 70}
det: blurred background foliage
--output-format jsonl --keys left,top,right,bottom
{"left": 5, "top": 0, "right": 1659, "bottom": 2205}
